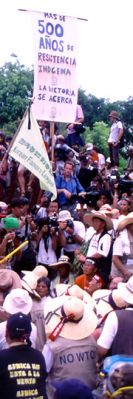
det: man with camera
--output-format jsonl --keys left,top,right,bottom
{"left": 55, "top": 161, "right": 85, "bottom": 215}
{"left": 58, "top": 210, "right": 85, "bottom": 263}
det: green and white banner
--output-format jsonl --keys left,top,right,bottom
{"left": 9, "top": 107, "right": 57, "bottom": 199}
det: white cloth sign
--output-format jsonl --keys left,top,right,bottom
{"left": 9, "top": 107, "right": 57, "bottom": 199}
{"left": 30, "top": 11, "right": 78, "bottom": 122}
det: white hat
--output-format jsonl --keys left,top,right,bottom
{"left": 22, "top": 265, "right": 48, "bottom": 279}
{"left": 0, "top": 201, "right": 8, "bottom": 210}
{"left": 116, "top": 212, "right": 133, "bottom": 231}
{"left": 118, "top": 276, "right": 133, "bottom": 304}
{"left": 58, "top": 210, "right": 73, "bottom": 221}
{"left": 83, "top": 211, "right": 113, "bottom": 230}
{"left": 22, "top": 273, "right": 40, "bottom": 298}
{"left": 3, "top": 288, "right": 32, "bottom": 315}
{"left": 50, "top": 255, "right": 71, "bottom": 268}
{"left": 44, "top": 296, "right": 97, "bottom": 340}
{"left": 93, "top": 289, "right": 127, "bottom": 322}
{"left": 55, "top": 283, "right": 95, "bottom": 310}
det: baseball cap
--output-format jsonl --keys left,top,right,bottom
{"left": 7, "top": 312, "right": 31, "bottom": 340}
{"left": 53, "top": 379, "right": 94, "bottom": 399}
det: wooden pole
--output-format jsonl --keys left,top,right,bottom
{"left": 50, "top": 122, "right": 55, "bottom": 163}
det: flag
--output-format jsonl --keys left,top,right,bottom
{"left": 9, "top": 107, "right": 57, "bottom": 199}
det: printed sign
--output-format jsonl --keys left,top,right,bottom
{"left": 30, "top": 11, "right": 78, "bottom": 122}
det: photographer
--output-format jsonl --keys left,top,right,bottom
{"left": 58, "top": 210, "right": 85, "bottom": 263}
{"left": 55, "top": 161, "right": 85, "bottom": 215}
{"left": 36, "top": 217, "right": 58, "bottom": 265}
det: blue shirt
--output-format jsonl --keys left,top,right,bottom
{"left": 55, "top": 174, "right": 84, "bottom": 206}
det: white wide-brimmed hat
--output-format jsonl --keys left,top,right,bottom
{"left": 50, "top": 255, "right": 71, "bottom": 268}
{"left": 55, "top": 283, "right": 95, "bottom": 310}
{"left": 44, "top": 296, "right": 97, "bottom": 340}
{"left": 83, "top": 211, "right": 113, "bottom": 230}
{"left": 118, "top": 276, "right": 133, "bottom": 304}
{"left": 22, "top": 273, "right": 40, "bottom": 299}
{"left": 93, "top": 288, "right": 127, "bottom": 322}
{"left": 22, "top": 265, "right": 48, "bottom": 279}
{"left": 3, "top": 288, "right": 32, "bottom": 315}
{"left": 116, "top": 212, "right": 133, "bottom": 231}
{"left": 58, "top": 210, "right": 73, "bottom": 222}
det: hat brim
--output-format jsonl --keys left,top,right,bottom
{"left": 55, "top": 283, "right": 95, "bottom": 310}
{"left": 83, "top": 212, "right": 113, "bottom": 230}
{"left": 49, "top": 261, "right": 71, "bottom": 268}
{"left": 44, "top": 296, "right": 97, "bottom": 340}
{"left": 22, "top": 280, "right": 40, "bottom": 299}
{"left": 3, "top": 292, "right": 33, "bottom": 315}
{"left": 93, "top": 289, "right": 112, "bottom": 319}
{"left": 118, "top": 282, "right": 133, "bottom": 304}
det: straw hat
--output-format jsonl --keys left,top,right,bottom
{"left": 50, "top": 255, "right": 71, "bottom": 268}
{"left": 3, "top": 288, "right": 32, "bottom": 315}
{"left": 55, "top": 283, "right": 95, "bottom": 310}
{"left": 109, "top": 111, "right": 120, "bottom": 120}
{"left": 22, "top": 273, "right": 40, "bottom": 298}
{"left": 0, "top": 269, "right": 22, "bottom": 290}
{"left": 93, "top": 289, "right": 127, "bottom": 321}
{"left": 44, "top": 296, "right": 97, "bottom": 340}
{"left": 22, "top": 265, "right": 48, "bottom": 279}
{"left": 118, "top": 276, "right": 133, "bottom": 304}
{"left": 116, "top": 212, "right": 133, "bottom": 231}
{"left": 83, "top": 211, "right": 113, "bottom": 230}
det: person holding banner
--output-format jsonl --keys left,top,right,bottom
{"left": 66, "top": 104, "right": 85, "bottom": 148}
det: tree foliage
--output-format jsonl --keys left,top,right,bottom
{"left": 0, "top": 60, "right": 33, "bottom": 133}
{"left": 0, "top": 59, "right": 132, "bottom": 152}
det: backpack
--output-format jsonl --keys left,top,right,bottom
{"left": 102, "top": 355, "right": 133, "bottom": 398}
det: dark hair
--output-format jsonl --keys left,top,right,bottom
{"left": 37, "top": 276, "right": 51, "bottom": 292}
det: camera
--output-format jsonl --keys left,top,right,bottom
{"left": 48, "top": 215, "right": 59, "bottom": 232}
{"left": 66, "top": 219, "right": 74, "bottom": 229}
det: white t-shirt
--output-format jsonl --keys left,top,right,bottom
{"left": 0, "top": 321, "right": 37, "bottom": 350}
{"left": 108, "top": 121, "right": 123, "bottom": 143}
{"left": 64, "top": 220, "right": 85, "bottom": 252}
{"left": 37, "top": 237, "right": 57, "bottom": 265}
{"left": 87, "top": 232, "right": 111, "bottom": 257}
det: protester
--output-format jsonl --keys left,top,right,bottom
{"left": 55, "top": 161, "right": 85, "bottom": 214}
{"left": 0, "top": 312, "right": 47, "bottom": 399}
{"left": 0, "top": 288, "right": 37, "bottom": 349}
{"left": 83, "top": 211, "right": 113, "bottom": 279}
{"left": 53, "top": 378, "right": 94, "bottom": 399}
{"left": 112, "top": 212, "right": 133, "bottom": 279}
{"left": 50, "top": 255, "right": 75, "bottom": 288}
{"left": 108, "top": 110, "right": 123, "bottom": 168}
{"left": 31, "top": 276, "right": 52, "bottom": 351}
{"left": 97, "top": 276, "right": 133, "bottom": 356}
{"left": 43, "top": 296, "right": 98, "bottom": 397}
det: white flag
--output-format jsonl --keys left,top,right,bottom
{"left": 9, "top": 107, "right": 57, "bottom": 199}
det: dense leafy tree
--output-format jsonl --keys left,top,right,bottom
{"left": 0, "top": 59, "right": 33, "bottom": 132}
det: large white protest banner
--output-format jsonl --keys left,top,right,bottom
{"left": 30, "top": 11, "right": 78, "bottom": 123}
{"left": 9, "top": 107, "right": 57, "bottom": 199}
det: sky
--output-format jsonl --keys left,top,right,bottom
{"left": 1, "top": 0, "right": 133, "bottom": 101}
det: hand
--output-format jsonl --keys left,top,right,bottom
{"left": 58, "top": 221, "right": 67, "bottom": 231}
{"left": 124, "top": 270, "right": 132, "bottom": 281}
{"left": 76, "top": 254, "right": 86, "bottom": 263}
{"left": 63, "top": 189, "right": 72, "bottom": 199}
{"left": 4, "top": 232, "right": 15, "bottom": 242}
{"left": 78, "top": 192, "right": 86, "bottom": 197}
{"left": 50, "top": 226, "right": 56, "bottom": 235}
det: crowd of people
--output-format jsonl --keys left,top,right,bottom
{"left": 0, "top": 108, "right": 132, "bottom": 398}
